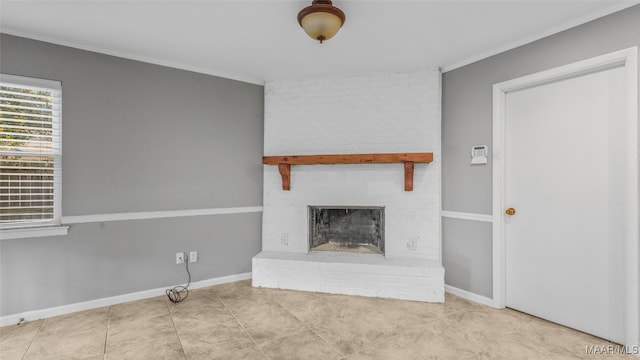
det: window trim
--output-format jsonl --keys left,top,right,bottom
{"left": 0, "top": 73, "right": 63, "bottom": 233}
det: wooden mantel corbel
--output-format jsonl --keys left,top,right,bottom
{"left": 262, "top": 152, "right": 433, "bottom": 191}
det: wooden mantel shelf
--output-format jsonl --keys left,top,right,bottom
{"left": 262, "top": 152, "right": 433, "bottom": 191}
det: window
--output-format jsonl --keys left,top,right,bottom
{"left": 1, "top": 74, "right": 62, "bottom": 230}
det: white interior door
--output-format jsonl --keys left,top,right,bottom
{"left": 504, "top": 65, "right": 628, "bottom": 343}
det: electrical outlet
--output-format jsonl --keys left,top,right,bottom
{"left": 189, "top": 251, "right": 198, "bottom": 263}
{"left": 281, "top": 233, "right": 288, "bottom": 246}
{"left": 176, "top": 252, "right": 185, "bottom": 264}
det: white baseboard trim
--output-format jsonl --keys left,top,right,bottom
{"left": 0, "top": 272, "right": 252, "bottom": 327}
{"left": 441, "top": 210, "right": 493, "bottom": 223}
{"left": 445, "top": 284, "right": 494, "bottom": 307}
{"left": 62, "top": 206, "right": 263, "bottom": 225}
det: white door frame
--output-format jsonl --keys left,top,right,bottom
{"left": 492, "top": 47, "right": 639, "bottom": 347}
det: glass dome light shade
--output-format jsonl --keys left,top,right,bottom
{"left": 297, "top": 0, "right": 345, "bottom": 43}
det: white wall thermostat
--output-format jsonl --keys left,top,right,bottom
{"left": 471, "top": 145, "right": 488, "bottom": 165}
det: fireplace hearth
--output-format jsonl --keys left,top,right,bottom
{"left": 308, "top": 206, "right": 385, "bottom": 255}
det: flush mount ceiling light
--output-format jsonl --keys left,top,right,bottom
{"left": 297, "top": 0, "right": 346, "bottom": 43}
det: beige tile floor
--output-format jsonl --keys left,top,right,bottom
{"left": 0, "top": 280, "right": 633, "bottom": 360}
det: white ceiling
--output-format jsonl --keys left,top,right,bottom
{"left": 0, "top": 1, "right": 637, "bottom": 84}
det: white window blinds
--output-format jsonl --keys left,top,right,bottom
{"left": 0, "top": 74, "right": 62, "bottom": 228}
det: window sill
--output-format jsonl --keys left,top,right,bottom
{"left": 1, "top": 226, "right": 69, "bottom": 240}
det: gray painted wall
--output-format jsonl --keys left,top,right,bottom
{"left": 442, "top": 218, "right": 492, "bottom": 297}
{"left": 0, "top": 34, "right": 264, "bottom": 316}
{"left": 442, "top": 5, "right": 640, "bottom": 297}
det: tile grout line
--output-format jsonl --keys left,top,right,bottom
{"left": 225, "top": 297, "right": 317, "bottom": 349}
{"left": 274, "top": 299, "right": 325, "bottom": 339}
{"left": 20, "top": 320, "right": 45, "bottom": 360}
{"left": 274, "top": 292, "right": 421, "bottom": 359}
{"left": 215, "top": 294, "right": 271, "bottom": 360}
{"left": 274, "top": 296, "right": 349, "bottom": 358}
{"left": 164, "top": 295, "right": 189, "bottom": 360}
{"left": 103, "top": 306, "right": 112, "bottom": 356}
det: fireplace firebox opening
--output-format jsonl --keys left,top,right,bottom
{"left": 308, "top": 206, "right": 385, "bottom": 255}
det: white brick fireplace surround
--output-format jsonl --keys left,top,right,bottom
{"left": 253, "top": 69, "right": 444, "bottom": 302}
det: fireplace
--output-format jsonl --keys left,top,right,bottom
{"left": 253, "top": 69, "right": 444, "bottom": 303}
{"left": 308, "top": 206, "right": 385, "bottom": 255}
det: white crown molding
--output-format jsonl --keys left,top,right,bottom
{"left": 0, "top": 272, "right": 252, "bottom": 327}
{"left": 441, "top": 2, "right": 639, "bottom": 73}
{"left": 0, "top": 28, "right": 265, "bottom": 86}
{"left": 62, "top": 206, "right": 263, "bottom": 225}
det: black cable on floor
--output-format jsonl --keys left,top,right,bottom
{"left": 166, "top": 254, "right": 191, "bottom": 303}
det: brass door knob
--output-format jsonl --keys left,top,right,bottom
{"left": 505, "top": 208, "right": 516, "bottom": 216}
